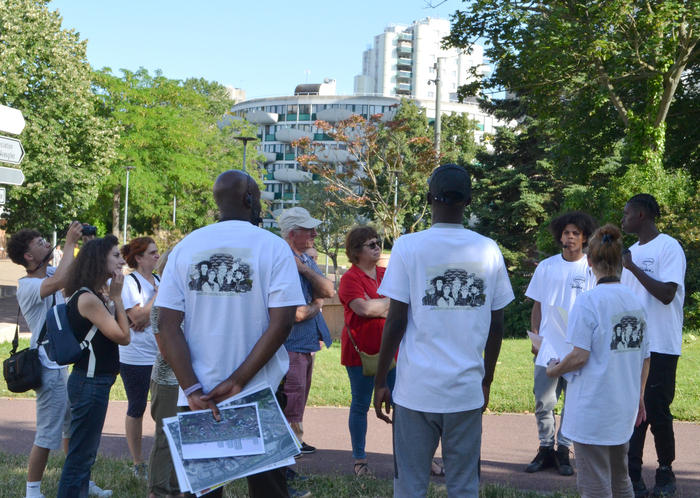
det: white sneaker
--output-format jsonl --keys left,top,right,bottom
{"left": 89, "top": 481, "right": 113, "bottom": 497}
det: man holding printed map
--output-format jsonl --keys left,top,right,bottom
{"left": 524, "top": 211, "right": 597, "bottom": 477}
{"left": 156, "top": 170, "right": 305, "bottom": 498}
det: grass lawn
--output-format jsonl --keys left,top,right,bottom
{"left": 0, "top": 451, "right": 578, "bottom": 498}
{"left": 3, "top": 333, "right": 698, "bottom": 421}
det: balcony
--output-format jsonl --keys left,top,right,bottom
{"left": 397, "top": 70, "right": 412, "bottom": 80}
{"left": 264, "top": 172, "right": 276, "bottom": 180}
{"left": 216, "top": 114, "right": 242, "bottom": 130}
{"left": 261, "top": 191, "right": 275, "bottom": 201}
{"left": 316, "top": 148, "right": 357, "bottom": 164}
{"left": 316, "top": 107, "right": 355, "bottom": 124}
{"left": 397, "top": 45, "right": 413, "bottom": 55}
{"left": 395, "top": 83, "right": 412, "bottom": 95}
{"left": 275, "top": 128, "right": 314, "bottom": 143}
{"left": 398, "top": 33, "right": 414, "bottom": 41}
{"left": 397, "top": 58, "right": 413, "bottom": 67}
{"left": 265, "top": 134, "right": 276, "bottom": 141}
{"left": 314, "top": 133, "right": 334, "bottom": 141}
{"left": 260, "top": 151, "right": 277, "bottom": 164}
{"left": 246, "top": 110, "right": 278, "bottom": 125}
{"left": 274, "top": 168, "right": 313, "bottom": 183}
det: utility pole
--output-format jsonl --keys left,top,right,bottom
{"left": 123, "top": 165, "right": 134, "bottom": 246}
{"left": 435, "top": 57, "right": 444, "bottom": 160}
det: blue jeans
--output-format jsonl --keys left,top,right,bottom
{"left": 57, "top": 370, "right": 116, "bottom": 498}
{"left": 346, "top": 365, "right": 396, "bottom": 459}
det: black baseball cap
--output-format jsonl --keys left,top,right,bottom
{"left": 428, "top": 163, "right": 471, "bottom": 204}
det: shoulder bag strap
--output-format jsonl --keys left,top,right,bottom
{"left": 10, "top": 307, "right": 20, "bottom": 356}
{"left": 72, "top": 287, "right": 99, "bottom": 378}
{"left": 37, "top": 293, "right": 57, "bottom": 347}
{"left": 345, "top": 324, "right": 361, "bottom": 354}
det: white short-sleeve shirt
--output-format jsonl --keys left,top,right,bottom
{"left": 621, "top": 234, "right": 686, "bottom": 355}
{"left": 155, "top": 220, "right": 306, "bottom": 405}
{"left": 525, "top": 254, "right": 596, "bottom": 339}
{"left": 378, "top": 225, "right": 515, "bottom": 413}
{"left": 119, "top": 270, "right": 159, "bottom": 365}
{"left": 16, "top": 267, "right": 66, "bottom": 369}
{"left": 561, "top": 283, "right": 650, "bottom": 445}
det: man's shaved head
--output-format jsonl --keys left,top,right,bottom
{"left": 213, "top": 170, "right": 261, "bottom": 224}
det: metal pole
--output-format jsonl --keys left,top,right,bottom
{"left": 435, "top": 57, "right": 444, "bottom": 160}
{"left": 242, "top": 142, "right": 247, "bottom": 173}
{"left": 123, "top": 166, "right": 133, "bottom": 246}
{"left": 173, "top": 195, "right": 177, "bottom": 225}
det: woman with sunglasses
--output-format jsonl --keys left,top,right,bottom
{"left": 338, "top": 226, "right": 393, "bottom": 476}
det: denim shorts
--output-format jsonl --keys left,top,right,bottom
{"left": 34, "top": 366, "right": 72, "bottom": 449}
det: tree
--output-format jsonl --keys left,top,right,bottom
{"left": 297, "top": 180, "right": 357, "bottom": 288}
{"left": 446, "top": 0, "right": 699, "bottom": 206}
{"left": 296, "top": 100, "right": 439, "bottom": 244}
{"left": 90, "top": 68, "right": 261, "bottom": 237}
{"left": 0, "top": 0, "right": 117, "bottom": 233}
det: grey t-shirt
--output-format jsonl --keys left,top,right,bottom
{"left": 149, "top": 306, "right": 179, "bottom": 386}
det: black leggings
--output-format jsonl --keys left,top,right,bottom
{"left": 120, "top": 363, "right": 153, "bottom": 418}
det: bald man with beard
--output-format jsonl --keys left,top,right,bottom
{"left": 156, "top": 170, "right": 306, "bottom": 498}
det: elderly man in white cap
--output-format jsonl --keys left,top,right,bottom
{"left": 278, "top": 207, "right": 335, "bottom": 459}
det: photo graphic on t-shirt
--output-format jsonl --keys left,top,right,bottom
{"left": 188, "top": 248, "right": 254, "bottom": 295}
{"left": 610, "top": 311, "right": 645, "bottom": 352}
{"left": 422, "top": 264, "right": 486, "bottom": 309}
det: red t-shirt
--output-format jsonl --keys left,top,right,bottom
{"left": 338, "top": 264, "right": 390, "bottom": 367}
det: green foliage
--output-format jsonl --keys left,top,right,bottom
{"left": 89, "top": 67, "right": 261, "bottom": 236}
{"left": 0, "top": 0, "right": 117, "bottom": 233}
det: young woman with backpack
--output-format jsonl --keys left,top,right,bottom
{"left": 56, "top": 235, "right": 131, "bottom": 498}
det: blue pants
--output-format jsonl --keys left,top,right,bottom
{"left": 57, "top": 370, "right": 116, "bottom": 498}
{"left": 346, "top": 365, "right": 396, "bottom": 460}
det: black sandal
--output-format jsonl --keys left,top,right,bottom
{"left": 354, "top": 462, "right": 373, "bottom": 477}
{"left": 430, "top": 460, "right": 445, "bottom": 477}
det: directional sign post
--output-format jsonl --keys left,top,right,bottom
{"left": 0, "top": 166, "right": 25, "bottom": 185}
{"left": 0, "top": 105, "right": 26, "bottom": 135}
{"left": 0, "top": 135, "right": 24, "bottom": 165}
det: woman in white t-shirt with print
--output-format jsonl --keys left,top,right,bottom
{"left": 120, "top": 237, "right": 160, "bottom": 479}
{"left": 546, "top": 225, "right": 650, "bottom": 498}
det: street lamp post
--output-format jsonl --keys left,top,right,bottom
{"left": 233, "top": 136, "right": 259, "bottom": 173}
{"left": 123, "top": 165, "right": 134, "bottom": 246}
{"left": 428, "top": 57, "right": 445, "bottom": 162}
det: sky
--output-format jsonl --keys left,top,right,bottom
{"left": 49, "top": 0, "right": 461, "bottom": 99}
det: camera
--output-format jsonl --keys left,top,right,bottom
{"left": 81, "top": 225, "right": 97, "bottom": 237}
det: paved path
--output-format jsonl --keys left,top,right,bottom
{"left": 1, "top": 398, "right": 698, "bottom": 495}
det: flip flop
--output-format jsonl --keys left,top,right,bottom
{"left": 430, "top": 460, "right": 445, "bottom": 477}
{"left": 354, "top": 462, "right": 374, "bottom": 477}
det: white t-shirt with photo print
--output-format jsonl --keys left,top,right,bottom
{"left": 525, "top": 254, "right": 596, "bottom": 339}
{"left": 378, "top": 224, "right": 515, "bottom": 414}
{"left": 155, "top": 220, "right": 306, "bottom": 406}
{"left": 561, "top": 283, "right": 650, "bottom": 445}
{"left": 621, "top": 234, "right": 686, "bottom": 355}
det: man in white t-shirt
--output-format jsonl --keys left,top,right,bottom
{"left": 156, "top": 170, "right": 306, "bottom": 498}
{"left": 374, "top": 164, "right": 514, "bottom": 497}
{"left": 524, "top": 211, "right": 597, "bottom": 476}
{"left": 621, "top": 194, "right": 686, "bottom": 498}
{"left": 7, "top": 222, "right": 112, "bottom": 498}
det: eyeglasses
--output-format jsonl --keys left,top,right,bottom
{"left": 29, "top": 238, "right": 47, "bottom": 251}
{"left": 363, "top": 240, "right": 382, "bottom": 250}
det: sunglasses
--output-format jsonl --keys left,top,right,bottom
{"left": 363, "top": 240, "right": 382, "bottom": 250}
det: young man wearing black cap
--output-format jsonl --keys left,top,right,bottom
{"left": 621, "top": 194, "right": 686, "bottom": 498}
{"left": 374, "top": 164, "right": 514, "bottom": 497}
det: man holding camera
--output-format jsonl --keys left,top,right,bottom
{"left": 7, "top": 222, "right": 111, "bottom": 498}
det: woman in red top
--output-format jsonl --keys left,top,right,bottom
{"left": 338, "top": 226, "right": 395, "bottom": 476}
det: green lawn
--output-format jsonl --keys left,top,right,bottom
{"left": 3, "top": 333, "right": 698, "bottom": 421}
{"left": 0, "top": 451, "right": 578, "bottom": 498}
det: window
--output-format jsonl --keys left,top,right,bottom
{"left": 452, "top": 71, "right": 457, "bottom": 77}
{"left": 429, "top": 67, "right": 435, "bottom": 74}
{"left": 299, "top": 104, "right": 311, "bottom": 114}
{"left": 434, "top": 30, "right": 440, "bottom": 37}
{"left": 430, "top": 54, "right": 436, "bottom": 62}
{"left": 452, "top": 83, "right": 456, "bottom": 89}
{"left": 428, "top": 91, "right": 435, "bottom": 98}
{"left": 287, "top": 104, "right": 298, "bottom": 115}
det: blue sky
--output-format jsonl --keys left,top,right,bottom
{"left": 50, "top": 0, "right": 461, "bottom": 99}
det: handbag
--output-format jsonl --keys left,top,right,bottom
{"left": 345, "top": 324, "right": 396, "bottom": 377}
{"left": 3, "top": 307, "right": 44, "bottom": 393}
